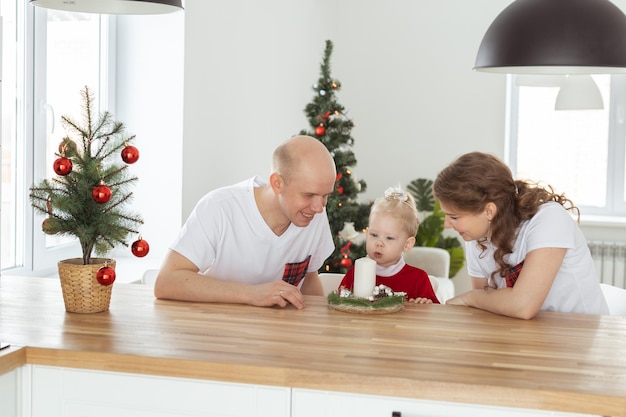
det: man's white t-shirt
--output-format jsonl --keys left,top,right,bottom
{"left": 171, "top": 176, "right": 334, "bottom": 287}
{"left": 466, "top": 202, "right": 609, "bottom": 315}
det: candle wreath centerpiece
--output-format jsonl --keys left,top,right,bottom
{"left": 327, "top": 256, "right": 406, "bottom": 314}
{"left": 327, "top": 285, "right": 406, "bottom": 314}
{"left": 29, "top": 86, "right": 148, "bottom": 313}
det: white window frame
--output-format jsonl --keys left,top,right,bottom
{"left": 2, "top": 3, "right": 115, "bottom": 275}
{"left": 506, "top": 74, "right": 626, "bottom": 220}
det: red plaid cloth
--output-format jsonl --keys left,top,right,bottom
{"left": 282, "top": 255, "right": 311, "bottom": 287}
{"left": 505, "top": 260, "right": 525, "bottom": 287}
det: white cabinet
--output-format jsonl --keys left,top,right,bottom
{"left": 12, "top": 365, "right": 605, "bottom": 417}
{"left": 0, "top": 367, "right": 18, "bottom": 417}
{"left": 291, "top": 388, "right": 600, "bottom": 417}
{"left": 29, "top": 365, "right": 290, "bottom": 417}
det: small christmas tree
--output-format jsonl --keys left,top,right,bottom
{"left": 29, "top": 86, "right": 146, "bottom": 266}
{"left": 300, "top": 40, "right": 371, "bottom": 273}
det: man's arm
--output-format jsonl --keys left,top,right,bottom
{"left": 154, "top": 249, "right": 307, "bottom": 309}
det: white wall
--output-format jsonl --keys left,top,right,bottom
{"left": 112, "top": 11, "right": 184, "bottom": 270}
{"left": 181, "top": 0, "right": 337, "bottom": 216}
{"left": 181, "top": 0, "right": 510, "bottom": 219}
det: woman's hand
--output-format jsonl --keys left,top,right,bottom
{"left": 445, "top": 293, "right": 470, "bottom": 306}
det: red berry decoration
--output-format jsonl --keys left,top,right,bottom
{"left": 96, "top": 266, "right": 116, "bottom": 286}
{"left": 315, "top": 124, "right": 326, "bottom": 136}
{"left": 92, "top": 183, "right": 112, "bottom": 204}
{"left": 121, "top": 145, "right": 140, "bottom": 164}
{"left": 53, "top": 157, "right": 73, "bottom": 176}
{"left": 340, "top": 257, "right": 353, "bottom": 268}
{"left": 131, "top": 238, "right": 150, "bottom": 258}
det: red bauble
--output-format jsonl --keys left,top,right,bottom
{"left": 336, "top": 186, "right": 344, "bottom": 195}
{"left": 340, "top": 257, "right": 353, "bottom": 268}
{"left": 121, "top": 145, "right": 140, "bottom": 164}
{"left": 131, "top": 239, "right": 150, "bottom": 258}
{"left": 96, "top": 266, "right": 116, "bottom": 286}
{"left": 315, "top": 124, "right": 326, "bottom": 136}
{"left": 53, "top": 157, "right": 73, "bottom": 176}
{"left": 92, "top": 184, "right": 112, "bottom": 204}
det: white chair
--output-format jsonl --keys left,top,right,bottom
{"left": 431, "top": 276, "right": 455, "bottom": 303}
{"left": 141, "top": 269, "right": 159, "bottom": 286}
{"left": 403, "top": 247, "right": 454, "bottom": 303}
{"left": 318, "top": 273, "right": 345, "bottom": 297}
{"left": 600, "top": 283, "right": 626, "bottom": 316}
{"left": 403, "top": 246, "right": 450, "bottom": 278}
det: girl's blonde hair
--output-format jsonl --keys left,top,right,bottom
{"left": 370, "top": 187, "right": 420, "bottom": 237}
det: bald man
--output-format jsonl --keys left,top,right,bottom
{"left": 154, "top": 136, "right": 337, "bottom": 309}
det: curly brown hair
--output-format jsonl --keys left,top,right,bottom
{"left": 432, "top": 152, "right": 579, "bottom": 282}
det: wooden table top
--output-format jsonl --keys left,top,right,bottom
{"left": 1, "top": 276, "right": 625, "bottom": 416}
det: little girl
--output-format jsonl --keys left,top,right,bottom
{"left": 339, "top": 187, "right": 440, "bottom": 304}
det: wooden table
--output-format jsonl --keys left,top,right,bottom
{"left": 1, "top": 276, "right": 625, "bottom": 416}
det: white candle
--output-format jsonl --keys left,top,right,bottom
{"left": 353, "top": 257, "right": 376, "bottom": 298}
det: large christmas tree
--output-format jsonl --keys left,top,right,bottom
{"left": 300, "top": 40, "right": 371, "bottom": 273}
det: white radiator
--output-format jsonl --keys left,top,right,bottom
{"left": 588, "top": 241, "right": 626, "bottom": 288}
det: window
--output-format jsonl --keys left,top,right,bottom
{"left": 1, "top": 3, "right": 111, "bottom": 273}
{"left": 507, "top": 74, "right": 626, "bottom": 218}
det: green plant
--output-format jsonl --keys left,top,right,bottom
{"left": 407, "top": 178, "right": 465, "bottom": 277}
{"left": 29, "top": 87, "right": 143, "bottom": 265}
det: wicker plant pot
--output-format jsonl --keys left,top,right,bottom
{"left": 57, "top": 258, "right": 116, "bottom": 313}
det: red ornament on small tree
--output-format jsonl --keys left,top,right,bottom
{"left": 315, "top": 124, "right": 326, "bottom": 136}
{"left": 96, "top": 265, "right": 116, "bottom": 286}
{"left": 121, "top": 144, "right": 140, "bottom": 164}
{"left": 131, "top": 238, "right": 150, "bottom": 258}
{"left": 92, "top": 182, "right": 112, "bottom": 204}
{"left": 53, "top": 157, "right": 73, "bottom": 176}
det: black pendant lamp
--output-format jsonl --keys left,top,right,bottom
{"left": 475, "top": 0, "right": 626, "bottom": 74}
{"left": 30, "top": 0, "right": 183, "bottom": 15}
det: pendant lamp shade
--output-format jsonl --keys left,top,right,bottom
{"left": 555, "top": 75, "right": 604, "bottom": 110}
{"left": 475, "top": 0, "right": 626, "bottom": 74}
{"left": 30, "top": 0, "right": 183, "bottom": 15}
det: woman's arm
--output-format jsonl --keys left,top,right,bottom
{"left": 446, "top": 247, "right": 566, "bottom": 319}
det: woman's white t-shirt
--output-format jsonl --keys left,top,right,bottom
{"left": 466, "top": 202, "right": 609, "bottom": 314}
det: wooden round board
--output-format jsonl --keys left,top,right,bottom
{"left": 328, "top": 303, "right": 404, "bottom": 314}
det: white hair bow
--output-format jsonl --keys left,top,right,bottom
{"left": 384, "top": 186, "right": 408, "bottom": 201}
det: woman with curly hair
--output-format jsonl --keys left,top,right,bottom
{"left": 433, "top": 152, "right": 608, "bottom": 319}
